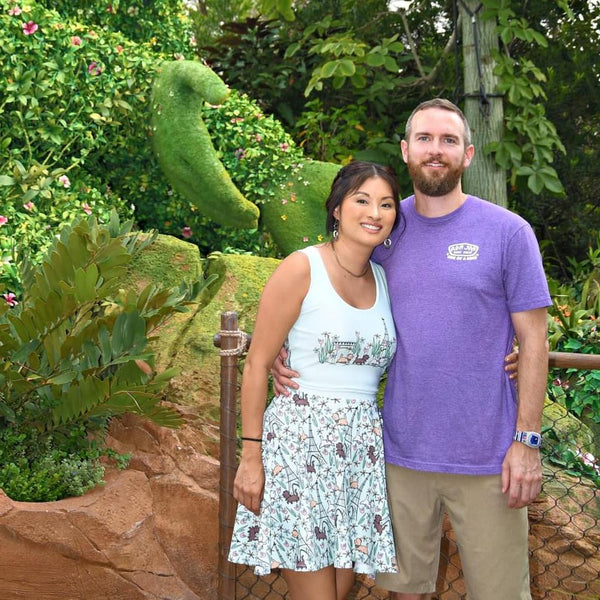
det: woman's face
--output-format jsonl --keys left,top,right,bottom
{"left": 334, "top": 176, "right": 396, "bottom": 247}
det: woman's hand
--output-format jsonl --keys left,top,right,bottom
{"left": 505, "top": 348, "right": 519, "bottom": 381}
{"left": 233, "top": 447, "right": 265, "bottom": 515}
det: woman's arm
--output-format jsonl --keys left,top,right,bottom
{"left": 233, "top": 251, "right": 310, "bottom": 514}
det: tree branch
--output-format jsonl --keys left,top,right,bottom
{"left": 398, "top": 13, "right": 460, "bottom": 89}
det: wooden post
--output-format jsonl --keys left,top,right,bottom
{"left": 459, "top": 0, "right": 507, "bottom": 207}
{"left": 214, "top": 311, "right": 247, "bottom": 600}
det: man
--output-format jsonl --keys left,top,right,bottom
{"left": 274, "top": 99, "right": 550, "bottom": 599}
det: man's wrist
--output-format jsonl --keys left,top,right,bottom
{"left": 514, "top": 430, "right": 542, "bottom": 448}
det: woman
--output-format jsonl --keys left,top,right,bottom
{"left": 228, "top": 161, "right": 400, "bottom": 599}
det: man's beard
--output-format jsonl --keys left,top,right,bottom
{"left": 408, "top": 159, "right": 464, "bottom": 197}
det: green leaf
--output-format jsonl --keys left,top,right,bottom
{"left": 12, "top": 340, "right": 41, "bottom": 363}
{"left": 284, "top": 42, "right": 301, "bottom": 58}
{"left": 47, "top": 371, "right": 78, "bottom": 385}
{"left": 74, "top": 264, "right": 99, "bottom": 303}
{"left": 321, "top": 60, "right": 339, "bottom": 78}
{"left": 111, "top": 311, "right": 147, "bottom": 357}
{"left": 365, "top": 53, "right": 385, "bottom": 67}
{"left": 338, "top": 60, "right": 356, "bottom": 77}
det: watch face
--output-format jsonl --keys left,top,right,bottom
{"left": 529, "top": 434, "right": 540, "bottom": 446}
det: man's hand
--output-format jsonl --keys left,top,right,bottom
{"left": 502, "top": 441, "right": 542, "bottom": 508}
{"left": 270, "top": 346, "right": 300, "bottom": 396}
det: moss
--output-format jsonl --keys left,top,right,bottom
{"left": 126, "top": 233, "right": 204, "bottom": 291}
{"left": 261, "top": 160, "right": 341, "bottom": 255}
{"left": 151, "top": 60, "right": 260, "bottom": 228}
{"left": 146, "top": 252, "right": 279, "bottom": 410}
{"left": 151, "top": 60, "right": 342, "bottom": 256}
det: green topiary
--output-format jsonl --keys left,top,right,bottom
{"left": 151, "top": 60, "right": 342, "bottom": 255}
{"left": 151, "top": 60, "right": 260, "bottom": 229}
{"left": 0, "top": 211, "right": 217, "bottom": 501}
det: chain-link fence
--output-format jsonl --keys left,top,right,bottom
{"left": 215, "top": 312, "right": 600, "bottom": 600}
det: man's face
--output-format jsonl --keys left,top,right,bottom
{"left": 401, "top": 107, "right": 474, "bottom": 197}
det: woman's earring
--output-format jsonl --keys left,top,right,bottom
{"left": 383, "top": 237, "right": 392, "bottom": 249}
{"left": 333, "top": 219, "right": 339, "bottom": 241}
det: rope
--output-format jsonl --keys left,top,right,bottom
{"left": 218, "top": 329, "right": 249, "bottom": 356}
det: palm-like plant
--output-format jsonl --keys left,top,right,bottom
{"left": 0, "top": 211, "right": 216, "bottom": 500}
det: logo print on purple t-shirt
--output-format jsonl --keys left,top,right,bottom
{"left": 447, "top": 243, "right": 479, "bottom": 261}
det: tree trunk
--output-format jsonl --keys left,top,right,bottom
{"left": 460, "top": 0, "right": 507, "bottom": 207}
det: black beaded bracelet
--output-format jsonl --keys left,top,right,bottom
{"left": 241, "top": 436, "right": 263, "bottom": 443}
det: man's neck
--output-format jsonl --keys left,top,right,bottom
{"left": 413, "top": 189, "right": 468, "bottom": 218}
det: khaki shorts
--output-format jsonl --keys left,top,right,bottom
{"left": 376, "top": 464, "right": 532, "bottom": 600}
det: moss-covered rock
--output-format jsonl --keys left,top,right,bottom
{"left": 126, "top": 232, "right": 205, "bottom": 290}
{"left": 542, "top": 397, "right": 595, "bottom": 453}
{"left": 127, "top": 238, "right": 279, "bottom": 421}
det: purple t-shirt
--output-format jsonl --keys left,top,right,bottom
{"left": 373, "top": 195, "right": 551, "bottom": 475}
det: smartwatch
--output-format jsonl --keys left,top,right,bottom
{"left": 514, "top": 430, "right": 542, "bottom": 448}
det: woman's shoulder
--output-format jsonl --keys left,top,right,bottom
{"left": 266, "top": 246, "right": 313, "bottom": 289}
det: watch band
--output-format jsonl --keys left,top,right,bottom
{"left": 514, "top": 430, "right": 542, "bottom": 448}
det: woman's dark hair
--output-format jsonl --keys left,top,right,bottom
{"left": 325, "top": 161, "right": 401, "bottom": 234}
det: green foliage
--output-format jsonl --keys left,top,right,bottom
{"left": 0, "top": 162, "right": 132, "bottom": 296}
{"left": 0, "top": 0, "right": 201, "bottom": 286}
{"left": 201, "top": 89, "right": 304, "bottom": 207}
{"left": 542, "top": 426, "right": 600, "bottom": 488}
{"left": 0, "top": 212, "right": 216, "bottom": 501}
{"left": 546, "top": 238, "right": 600, "bottom": 428}
{"left": 36, "top": 0, "right": 194, "bottom": 56}
{"left": 480, "top": 0, "right": 566, "bottom": 197}
{"left": 506, "top": 0, "right": 600, "bottom": 277}
{"left": 200, "top": 10, "right": 408, "bottom": 174}
{"left": 0, "top": 424, "right": 112, "bottom": 502}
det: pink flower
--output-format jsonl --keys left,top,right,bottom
{"left": 23, "top": 21, "right": 38, "bottom": 35}
{"left": 115, "top": 44, "right": 124, "bottom": 53}
{"left": 23, "top": 201, "right": 34, "bottom": 211}
{"left": 82, "top": 203, "right": 92, "bottom": 215}
{"left": 303, "top": 236, "right": 309, "bottom": 243}
{"left": 71, "top": 35, "right": 82, "bottom": 46}
{"left": 181, "top": 226, "right": 192, "bottom": 239}
{"left": 88, "top": 61, "right": 102, "bottom": 76}
{"left": 254, "top": 134, "right": 263, "bottom": 142}
{"left": 58, "top": 174, "right": 70, "bottom": 188}
{"left": 279, "top": 143, "right": 290, "bottom": 152}
{"left": 3, "top": 293, "right": 18, "bottom": 307}
{"left": 8, "top": 6, "right": 22, "bottom": 15}
{"left": 281, "top": 199, "right": 288, "bottom": 205}
{"left": 0, "top": 216, "right": 7, "bottom": 226}
{"left": 234, "top": 148, "right": 246, "bottom": 160}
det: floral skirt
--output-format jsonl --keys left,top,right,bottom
{"left": 228, "top": 390, "right": 397, "bottom": 577}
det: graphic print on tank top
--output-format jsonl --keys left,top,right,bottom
{"left": 314, "top": 317, "right": 394, "bottom": 367}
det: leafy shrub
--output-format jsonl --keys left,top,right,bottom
{"left": 0, "top": 0, "right": 196, "bottom": 293}
{"left": 36, "top": 0, "right": 194, "bottom": 56}
{"left": 201, "top": 89, "right": 304, "bottom": 207}
{"left": 543, "top": 240, "right": 600, "bottom": 486}
{"left": 0, "top": 211, "right": 216, "bottom": 501}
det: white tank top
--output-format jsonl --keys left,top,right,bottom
{"left": 284, "top": 245, "right": 396, "bottom": 399}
